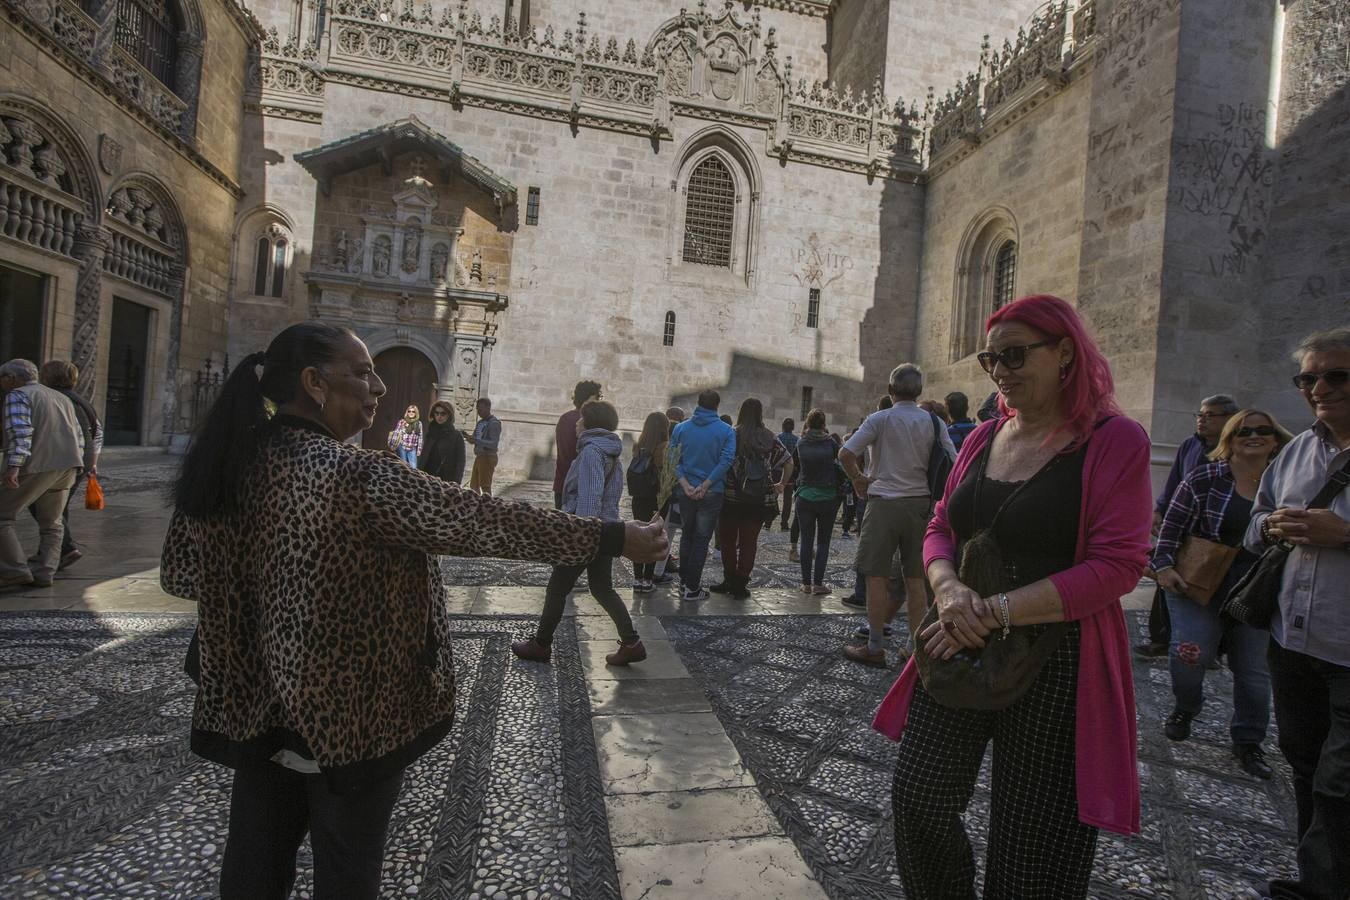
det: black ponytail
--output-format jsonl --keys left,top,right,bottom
{"left": 172, "top": 322, "right": 353, "bottom": 518}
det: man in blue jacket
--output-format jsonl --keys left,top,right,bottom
{"left": 669, "top": 390, "right": 736, "bottom": 601}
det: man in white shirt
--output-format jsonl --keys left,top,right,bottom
{"left": 838, "top": 363, "right": 956, "bottom": 666}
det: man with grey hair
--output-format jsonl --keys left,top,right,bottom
{"left": 1246, "top": 326, "right": 1350, "bottom": 900}
{"left": 839, "top": 363, "right": 956, "bottom": 666}
{"left": 1, "top": 359, "right": 85, "bottom": 589}
{"left": 1134, "top": 391, "right": 1241, "bottom": 658}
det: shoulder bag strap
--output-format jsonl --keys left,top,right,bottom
{"left": 1307, "top": 461, "right": 1350, "bottom": 509}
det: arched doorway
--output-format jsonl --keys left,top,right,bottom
{"left": 366, "top": 346, "right": 438, "bottom": 451}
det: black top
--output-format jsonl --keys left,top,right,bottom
{"left": 946, "top": 436, "right": 1087, "bottom": 589}
{"left": 793, "top": 431, "right": 841, "bottom": 489}
{"left": 420, "top": 421, "right": 467, "bottom": 484}
{"left": 1219, "top": 491, "right": 1254, "bottom": 547}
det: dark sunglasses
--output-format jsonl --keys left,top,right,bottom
{"left": 1292, "top": 369, "right": 1350, "bottom": 390}
{"left": 977, "top": 339, "right": 1058, "bottom": 374}
{"left": 1235, "top": 426, "right": 1277, "bottom": 438}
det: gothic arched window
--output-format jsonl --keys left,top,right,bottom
{"left": 663, "top": 311, "right": 676, "bottom": 347}
{"left": 681, "top": 156, "right": 736, "bottom": 268}
{"left": 113, "top": 0, "right": 180, "bottom": 92}
{"left": 253, "top": 225, "right": 289, "bottom": 298}
{"left": 993, "top": 240, "right": 1017, "bottom": 311}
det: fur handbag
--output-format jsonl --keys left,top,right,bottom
{"left": 915, "top": 443, "right": 1068, "bottom": 711}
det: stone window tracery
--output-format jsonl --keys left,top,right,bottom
{"left": 253, "top": 224, "right": 289, "bottom": 298}
{"left": 952, "top": 208, "right": 1019, "bottom": 362}
{"left": 681, "top": 156, "right": 736, "bottom": 268}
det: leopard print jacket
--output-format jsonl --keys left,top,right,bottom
{"left": 161, "top": 417, "right": 614, "bottom": 786}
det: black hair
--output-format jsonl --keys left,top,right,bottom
{"left": 572, "top": 380, "right": 603, "bottom": 408}
{"left": 781, "top": 417, "right": 795, "bottom": 432}
{"left": 878, "top": 395, "right": 893, "bottom": 411}
{"left": 581, "top": 399, "right": 619, "bottom": 431}
{"left": 172, "top": 322, "right": 354, "bottom": 519}
{"left": 977, "top": 391, "right": 1000, "bottom": 421}
{"left": 945, "top": 391, "right": 970, "bottom": 420}
{"left": 697, "top": 389, "right": 721, "bottom": 411}
{"left": 720, "top": 414, "right": 732, "bottom": 424}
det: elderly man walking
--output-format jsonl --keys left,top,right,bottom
{"left": 1248, "top": 327, "right": 1350, "bottom": 900}
{"left": 1, "top": 359, "right": 85, "bottom": 589}
{"left": 839, "top": 363, "right": 956, "bottom": 666}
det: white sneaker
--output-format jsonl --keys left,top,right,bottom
{"left": 682, "top": 587, "right": 709, "bottom": 602}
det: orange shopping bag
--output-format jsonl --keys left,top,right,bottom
{"left": 85, "top": 473, "right": 105, "bottom": 510}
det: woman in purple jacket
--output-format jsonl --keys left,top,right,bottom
{"left": 513, "top": 400, "right": 647, "bottom": 667}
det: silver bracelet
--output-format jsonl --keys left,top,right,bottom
{"left": 998, "top": 593, "right": 1012, "bottom": 638}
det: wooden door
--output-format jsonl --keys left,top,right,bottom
{"left": 366, "top": 347, "right": 437, "bottom": 451}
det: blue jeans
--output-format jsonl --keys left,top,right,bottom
{"left": 796, "top": 497, "right": 840, "bottom": 586}
{"left": 1166, "top": 591, "right": 1271, "bottom": 745}
{"left": 397, "top": 447, "right": 417, "bottom": 466}
{"left": 677, "top": 488, "right": 723, "bottom": 592}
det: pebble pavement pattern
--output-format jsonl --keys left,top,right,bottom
{"left": 0, "top": 612, "right": 619, "bottom": 899}
{"left": 662, "top": 612, "right": 1301, "bottom": 900}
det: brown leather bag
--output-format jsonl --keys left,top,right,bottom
{"left": 1173, "top": 535, "right": 1240, "bottom": 605}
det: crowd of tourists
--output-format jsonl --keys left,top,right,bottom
{"left": 3, "top": 300, "right": 1345, "bottom": 900}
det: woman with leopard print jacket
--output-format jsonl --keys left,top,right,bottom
{"left": 161, "top": 322, "right": 667, "bottom": 899}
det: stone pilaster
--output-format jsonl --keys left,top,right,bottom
{"left": 72, "top": 224, "right": 109, "bottom": 399}
{"left": 160, "top": 263, "right": 188, "bottom": 441}
{"left": 174, "top": 33, "right": 206, "bottom": 142}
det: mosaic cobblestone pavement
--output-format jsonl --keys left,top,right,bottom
{"left": 662, "top": 612, "right": 1300, "bottom": 900}
{"left": 0, "top": 612, "right": 618, "bottom": 899}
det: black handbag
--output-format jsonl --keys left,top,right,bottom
{"left": 915, "top": 440, "right": 1068, "bottom": 711}
{"left": 1222, "top": 463, "right": 1350, "bottom": 628}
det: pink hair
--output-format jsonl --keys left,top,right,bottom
{"left": 986, "top": 294, "right": 1121, "bottom": 444}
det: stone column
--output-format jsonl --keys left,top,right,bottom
{"left": 160, "top": 263, "right": 188, "bottom": 443}
{"left": 72, "top": 224, "right": 109, "bottom": 399}
{"left": 174, "top": 34, "right": 206, "bottom": 142}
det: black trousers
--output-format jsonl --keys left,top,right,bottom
{"left": 535, "top": 556, "right": 638, "bottom": 646}
{"left": 796, "top": 497, "right": 840, "bottom": 586}
{"left": 220, "top": 761, "right": 405, "bottom": 900}
{"left": 892, "top": 623, "right": 1099, "bottom": 899}
{"left": 630, "top": 496, "right": 667, "bottom": 580}
{"left": 1268, "top": 640, "right": 1350, "bottom": 900}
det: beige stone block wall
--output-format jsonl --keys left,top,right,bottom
{"left": 913, "top": 80, "right": 1092, "bottom": 411}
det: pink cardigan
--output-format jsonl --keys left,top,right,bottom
{"left": 872, "top": 415, "right": 1152, "bottom": 835}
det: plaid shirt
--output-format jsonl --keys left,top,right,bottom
{"left": 1151, "top": 460, "right": 1237, "bottom": 571}
{"left": 3, "top": 388, "right": 34, "bottom": 469}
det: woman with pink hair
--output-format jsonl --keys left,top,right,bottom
{"left": 874, "top": 295, "right": 1152, "bottom": 897}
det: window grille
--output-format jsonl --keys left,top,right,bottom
{"left": 807, "top": 288, "right": 820, "bottom": 329}
{"left": 271, "top": 239, "right": 288, "bottom": 298}
{"left": 663, "top": 311, "right": 676, "bottom": 347}
{"left": 526, "top": 187, "right": 540, "bottom": 225}
{"left": 800, "top": 385, "right": 813, "bottom": 420}
{"left": 993, "top": 240, "right": 1017, "bottom": 311}
{"left": 253, "top": 237, "right": 269, "bottom": 296}
{"left": 114, "top": 0, "right": 179, "bottom": 92}
{"left": 681, "top": 156, "right": 735, "bottom": 268}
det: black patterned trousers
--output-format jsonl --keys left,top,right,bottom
{"left": 892, "top": 622, "right": 1099, "bottom": 899}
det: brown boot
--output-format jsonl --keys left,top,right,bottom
{"left": 511, "top": 639, "right": 552, "bottom": 663}
{"left": 844, "top": 644, "right": 887, "bottom": 668}
{"left": 605, "top": 640, "right": 647, "bottom": 666}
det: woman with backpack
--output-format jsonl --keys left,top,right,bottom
{"left": 628, "top": 411, "right": 670, "bottom": 593}
{"left": 417, "top": 400, "right": 466, "bottom": 484}
{"left": 714, "top": 398, "right": 792, "bottom": 599}
{"left": 513, "top": 401, "right": 648, "bottom": 666}
{"left": 794, "top": 408, "right": 844, "bottom": 595}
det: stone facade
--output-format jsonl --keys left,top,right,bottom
{"left": 5, "top": 0, "right": 1346, "bottom": 482}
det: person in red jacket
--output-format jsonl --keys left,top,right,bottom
{"left": 553, "top": 380, "right": 602, "bottom": 509}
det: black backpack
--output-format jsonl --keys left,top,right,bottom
{"left": 626, "top": 449, "right": 659, "bottom": 497}
{"left": 729, "top": 451, "right": 770, "bottom": 504}
{"left": 926, "top": 412, "right": 955, "bottom": 498}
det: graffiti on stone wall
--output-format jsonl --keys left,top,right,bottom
{"left": 1170, "top": 101, "right": 1274, "bottom": 278}
{"left": 1094, "top": 0, "right": 1180, "bottom": 68}
{"left": 787, "top": 233, "right": 853, "bottom": 288}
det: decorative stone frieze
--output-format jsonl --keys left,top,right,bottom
{"left": 283, "top": 0, "right": 919, "bottom": 180}
{"left": 927, "top": 1, "right": 1094, "bottom": 176}
{"left": 0, "top": 113, "right": 88, "bottom": 258}
{"left": 247, "top": 27, "right": 326, "bottom": 120}
{"left": 104, "top": 183, "right": 182, "bottom": 294}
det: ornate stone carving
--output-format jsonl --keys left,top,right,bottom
{"left": 98, "top": 134, "right": 123, "bottom": 175}
{"left": 3, "top": 117, "right": 41, "bottom": 176}
{"left": 430, "top": 241, "right": 449, "bottom": 282}
{"left": 372, "top": 234, "right": 393, "bottom": 277}
{"left": 72, "top": 225, "right": 109, "bottom": 397}
{"left": 401, "top": 221, "right": 421, "bottom": 274}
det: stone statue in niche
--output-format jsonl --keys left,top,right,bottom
{"left": 330, "top": 229, "right": 350, "bottom": 271}
{"left": 452, "top": 345, "right": 481, "bottom": 423}
{"left": 664, "top": 46, "right": 692, "bottom": 98}
{"left": 402, "top": 223, "right": 421, "bottom": 275}
{"left": 372, "top": 235, "right": 392, "bottom": 277}
{"left": 430, "top": 242, "right": 449, "bottom": 282}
